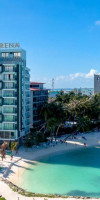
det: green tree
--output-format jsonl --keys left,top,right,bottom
{"left": 40, "top": 102, "right": 66, "bottom": 137}
{"left": 10, "top": 141, "right": 18, "bottom": 160}
{"left": 77, "top": 116, "right": 91, "bottom": 132}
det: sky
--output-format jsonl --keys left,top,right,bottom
{"left": 0, "top": 0, "right": 100, "bottom": 88}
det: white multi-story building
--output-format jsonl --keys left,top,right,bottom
{"left": 0, "top": 48, "right": 30, "bottom": 142}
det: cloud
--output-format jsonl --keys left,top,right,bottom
{"left": 56, "top": 75, "right": 67, "bottom": 81}
{"left": 36, "top": 69, "right": 98, "bottom": 88}
{"left": 95, "top": 20, "right": 100, "bottom": 26}
{"left": 55, "top": 69, "right": 97, "bottom": 81}
{"left": 69, "top": 72, "right": 84, "bottom": 80}
{"left": 85, "top": 69, "right": 97, "bottom": 78}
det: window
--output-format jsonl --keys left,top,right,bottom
{"left": 4, "top": 82, "right": 13, "bottom": 89}
{"left": 2, "top": 53, "right": 9, "bottom": 57}
{"left": 4, "top": 74, "right": 15, "bottom": 81}
{"left": 0, "top": 66, "right": 2, "bottom": 72}
{"left": 14, "top": 52, "right": 21, "bottom": 57}
{"left": 97, "top": 77, "right": 100, "bottom": 81}
{"left": 0, "top": 82, "right": 2, "bottom": 89}
{"left": 0, "top": 123, "right": 2, "bottom": 130}
{"left": 0, "top": 90, "right": 2, "bottom": 97}
{"left": 5, "top": 132, "right": 9, "bottom": 138}
{"left": 0, "top": 107, "right": 2, "bottom": 113}
{"left": 31, "top": 85, "right": 39, "bottom": 88}
{"left": 5, "top": 66, "right": 13, "bottom": 72}
{"left": 4, "top": 115, "right": 16, "bottom": 122}
{"left": 0, "top": 98, "right": 2, "bottom": 105}
{"left": 4, "top": 123, "right": 16, "bottom": 130}
{"left": 0, "top": 114, "right": 2, "bottom": 122}
{"left": 4, "top": 98, "right": 16, "bottom": 105}
{"left": 0, "top": 74, "right": 2, "bottom": 80}
{"left": 3, "top": 90, "right": 15, "bottom": 97}
{"left": 3, "top": 107, "right": 16, "bottom": 113}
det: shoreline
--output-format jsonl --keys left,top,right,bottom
{"left": 1, "top": 131, "right": 100, "bottom": 200}
{"left": 9, "top": 131, "right": 100, "bottom": 185}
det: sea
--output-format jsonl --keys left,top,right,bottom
{"left": 49, "top": 88, "right": 94, "bottom": 98}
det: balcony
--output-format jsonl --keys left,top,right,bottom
{"left": 0, "top": 132, "right": 16, "bottom": 139}
{"left": 0, "top": 97, "right": 3, "bottom": 106}
{"left": 3, "top": 107, "right": 17, "bottom": 114}
{"left": 4, "top": 66, "right": 17, "bottom": 73}
{"left": 3, "top": 101, "right": 17, "bottom": 106}
{"left": 3, "top": 126, "right": 16, "bottom": 130}
{"left": 3, "top": 74, "right": 17, "bottom": 81}
{"left": 3, "top": 91, "right": 17, "bottom": 97}
{"left": 0, "top": 114, "right": 3, "bottom": 122}
{"left": 4, "top": 117, "right": 17, "bottom": 122}
{"left": 3, "top": 83, "right": 17, "bottom": 89}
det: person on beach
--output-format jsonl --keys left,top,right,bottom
{"left": 11, "top": 153, "right": 13, "bottom": 160}
{"left": 84, "top": 143, "right": 86, "bottom": 147}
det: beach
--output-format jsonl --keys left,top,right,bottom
{"left": 0, "top": 131, "right": 100, "bottom": 200}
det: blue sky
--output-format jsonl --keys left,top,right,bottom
{"left": 0, "top": 0, "right": 100, "bottom": 88}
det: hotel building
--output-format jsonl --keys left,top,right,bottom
{"left": 94, "top": 74, "right": 100, "bottom": 94}
{"left": 30, "top": 82, "right": 48, "bottom": 129}
{"left": 0, "top": 48, "right": 30, "bottom": 141}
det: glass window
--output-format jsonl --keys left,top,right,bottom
{"left": 4, "top": 123, "right": 15, "bottom": 130}
{"left": 0, "top": 74, "right": 2, "bottom": 80}
{"left": 14, "top": 52, "right": 21, "bottom": 57}
{"left": 4, "top": 98, "right": 16, "bottom": 105}
{"left": 3, "top": 90, "right": 15, "bottom": 97}
{"left": 0, "top": 123, "right": 2, "bottom": 130}
{"left": 5, "top": 66, "right": 13, "bottom": 72}
{"left": 4, "top": 74, "right": 15, "bottom": 81}
{"left": 2, "top": 53, "right": 9, "bottom": 57}
{"left": 0, "top": 98, "right": 2, "bottom": 105}
{"left": 0, "top": 114, "right": 2, "bottom": 121}
{"left": 0, "top": 107, "right": 2, "bottom": 113}
{"left": 4, "top": 115, "right": 16, "bottom": 122}
{"left": 0, "top": 90, "right": 2, "bottom": 97}
{"left": 4, "top": 82, "right": 13, "bottom": 88}
{"left": 0, "top": 82, "right": 2, "bottom": 89}
{"left": 0, "top": 66, "right": 2, "bottom": 72}
{"left": 5, "top": 132, "right": 9, "bottom": 138}
{"left": 3, "top": 107, "right": 16, "bottom": 113}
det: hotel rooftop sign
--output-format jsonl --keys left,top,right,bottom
{"left": 0, "top": 43, "right": 20, "bottom": 48}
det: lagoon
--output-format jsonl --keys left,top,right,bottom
{"left": 19, "top": 147, "right": 100, "bottom": 198}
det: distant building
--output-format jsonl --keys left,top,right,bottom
{"left": 30, "top": 82, "right": 48, "bottom": 129}
{"left": 74, "top": 88, "right": 93, "bottom": 96}
{"left": 74, "top": 88, "right": 78, "bottom": 94}
{"left": 0, "top": 48, "right": 30, "bottom": 142}
{"left": 94, "top": 74, "right": 100, "bottom": 94}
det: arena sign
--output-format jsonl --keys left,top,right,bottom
{"left": 0, "top": 43, "right": 20, "bottom": 48}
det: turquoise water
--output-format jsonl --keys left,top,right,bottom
{"left": 19, "top": 147, "right": 100, "bottom": 197}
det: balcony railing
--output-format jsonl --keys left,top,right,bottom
{"left": 3, "top": 127, "right": 16, "bottom": 130}
{"left": 3, "top": 109, "right": 17, "bottom": 114}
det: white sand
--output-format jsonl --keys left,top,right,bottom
{"left": 0, "top": 131, "right": 100, "bottom": 200}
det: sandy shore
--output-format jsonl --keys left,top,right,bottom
{"left": 1, "top": 131, "right": 100, "bottom": 200}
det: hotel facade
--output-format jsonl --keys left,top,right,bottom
{"left": 30, "top": 82, "right": 48, "bottom": 129}
{"left": 0, "top": 48, "right": 30, "bottom": 141}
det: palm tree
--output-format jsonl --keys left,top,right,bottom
{"left": 40, "top": 102, "right": 66, "bottom": 137}
{"left": 77, "top": 116, "right": 91, "bottom": 132}
{"left": 0, "top": 142, "right": 8, "bottom": 161}
{"left": 10, "top": 141, "right": 18, "bottom": 160}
